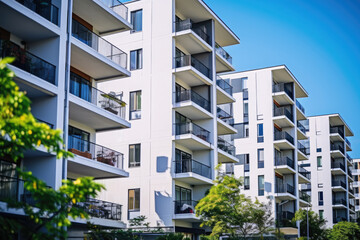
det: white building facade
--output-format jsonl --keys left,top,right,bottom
{"left": 96, "top": 0, "right": 240, "bottom": 238}
{"left": 353, "top": 159, "right": 360, "bottom": 216}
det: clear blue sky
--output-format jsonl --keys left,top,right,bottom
{"left": 205, "top": 0, "right": 360, "bottom": 158}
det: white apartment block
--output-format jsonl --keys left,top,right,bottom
{"left": 0, "top": 0, "right": 134, "bottom": 237}
{"left": 353, "top": 159, "right": 360, "bottom": 215}
{"left": 302, "top": 114, "right": 355, "bottom": 227}
{"left": 220, "top": 65, "right": 310, "bottom": 237}
{"left": 96, "top": 0, "right": 240, "bottom": 238}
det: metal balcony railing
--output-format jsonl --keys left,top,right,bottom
{"left": 275, "top": 183, "right": 295, "bottom": 195}
{"left": 299, "top": 191, "right": 311, "bottom": 203}
{"left": 217, "top": 107, "right": 232, "bottom": 120}
{"left": 333, "top": 216, "right": 347, "bottom": 224}
{"left": 175, "top": 19, "right": 211, "bottom": 45}
{"left": 68, "top": 135, "right": 124, "bottom": 169}
{"left": 275, "top": 156, "right": 294, "bottom": 169}
{"left": 331, "top": 143, "right": 345, "bottom": 154}
{"left": 70, "top": 73, "right": 126, "bottom": 119}
{"left": 274, "top": 131, "right": 294, "bottom": 145}
{"left": 175, "top": 89, "right": 211, "bottom": 112}
{"left": 296, "top": 99, "right": 305, "bottom": 114}
{"left": 297, "top": 120, "right": 307, "bottom": 134}
{"left": 72, "top": 19, "right": 127, "bottom": 69}
{"left": 174, "top": 55, "right": 211, "bottom": 79}
{"left": 216, "top": 79, "right": 233, "bottom": 96}
{"left": 174, "top": 200, "right": 197, "bottom": 214}
{"left": 272, "top": 83, "right": 294, "bottom": 100}
{"left": 276, "top": 211, "right": 295, "bottom": 227}
{"left": 76, "top": 198, "right": 122, "bottom": 220}
{"left": 330, "top": 126, "right": 345, "bottom": 139}
{"left": 333, "top": 198, "right": 347, "bottom": 206}
{"left": 332, "top": 180, "right": 346, "bottom": 189}
{"left": 16, "top": 0, "right": 59, "bottom": 25}
{"left": 100, "top": 0, "right": 128, "bottom": 21}
{"left": 345, "top": 137, "right": 351, "bottom": 148}
{"left": 175, "top": 159, "right": 211, "bottom": 179}
{"left": 298, "top": 141, "right": 310, "bottom": 156}
{"left": 349, "top": 188, "right": 354, "bottom": 195}
{"left": 273, "top": 105, "right": 293, "bottom": 122}
{"left": 298, "top": 165, "right": 311, "bottom": 179}
{"left": 0, "top": 40, "right": 56, "bottom": 84}
{"left": 331, "top": 162, "right": 345, "bottom": 172}
{"left": 346, "top": 154, "right": 353, "bottom": 161}
{"left": 218, "top": 137, "right": 235, "bottom": 156}
{"left": 174, "top": 122, "right": 210, "bottom": 143}
{"left": 348, "top": 169, "right": 353, "bottom": 179}
{"left": 215, "top": 43, "right": 232, "bottom": 64}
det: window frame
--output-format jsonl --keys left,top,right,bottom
{"left": 129, "top": 90, "right": 142, "bottom": 120}
{"left": 130, "top": 49, "right": 143, "bottom": 70}
{"left": 129, "top": 143, "right": 141, "bottom": 168}
{"left": 257, "top": 123, "right": 264, "bottom": 143}
{"left": 258, "top": 175, "right": 265, "bottom": 196}
{"left": 128, "top": 188, "right": 140, "bottom": 219}
{"left": 257, "top": 148, "right": 264, "bottom": 168}
{"left": 317, "top": 156, "right": 322, "bottom": 168}
{"left": 130, "top": 9, "right": 143, "bottom": 33}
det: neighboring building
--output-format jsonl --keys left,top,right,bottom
{"left": 220, "top": 65, "right": 310, "bottom": 237}
{"left": 302, "top": 114, "right": 355, "bottom": 227}
{"left": 0, "top": 0, "right": 133, "bottom": 237}
{"left": 353, "top": 159, "right": 360, "bottom": 219}
{"left": 96, "top": 0, "right": 240, "bottom": 238}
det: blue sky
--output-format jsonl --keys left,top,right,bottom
{"left": 205, "top": 0, "right": 360, "bottom": 158}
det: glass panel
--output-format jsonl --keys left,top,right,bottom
{"left": 131, "top": 10, "right": 143, "bottom": 32}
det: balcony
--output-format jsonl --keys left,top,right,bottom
{"left": 273, "top": 105, "right": 294, "bottom": 128}
{"left": 299, "top": 191, "right": 311, "bottom": 207}
{"left": 333, "top": 216, "right": 347, "bottom": 224}
{"left": 332, "top": 198, "right": 347, "bottom": 208}
{"left": 274, "top": 156, "right": 295, "bottom": 174}
{"left": 67, "top": 135, "right": 128, "bottom": 179}
{"left": 174, "top": 19, "right": 212, "bottom": 54}
{"left": 297, "top": 141, "right": 309, "bottom": 160}
{"left": 71, "top": 19, "right": 129, "bottom": 80}
{"left": 216, "top": 78, "right": 234, "bottom": 104}
{"left": 73, "top": 0, "right": 131, "bottom": 35}
{"left": 173, "top": 55, "right": 212, "bottom": 87}
{"left": 272, "top": 82, "right": 294, "bottom": 105}
{"left": 276, "top": 211, "right": 295, "bottom": 228}
{"left": 0, "top": 40, "right": 56, "bottom": 87}
{"left": 297, "top": 121, "right": 307, "bottom": 140}
{"left": 218, "top": 137, "right": 238, "bottom": 163}
{"left": 332, "top": 180, "right": 347, "bottom": 192}
{"left": 15, "top": 0, "right": 58, "bottom": 26}
{"left": 331, "top": 161, "right": 346, "bottom": 175}
{"left": 69, "top": 74, "right": 129, "bottom": 131}
{"left": 174, "top": 159, "right": 212, "bottom": 185}
{"left": 76, "top": 198, "right": 122, "bottom": 220}
{"left": 275, "top": 183, "right": 296, "bottom": 200}
{"left": 174, "top": 122, "right": 212, "bottom": 150}
{"left": 346, "top": 154, "right": 353, "bottom": 166}
{"left": 174, "top": 200, "right": 200, "bottom": 221}
{"left": 330, "top": 126, "right": 345, "bottom": 140}
{"left": 215, "top": 43, "right": 234, "bottom": 73}
{"left": 348, "top": 169, "right": 354, "bottom": 182}
{"left": 217, "top": 108, "right": 236, "bottom": 135}
{"left": 274, "top": 131, "right": 295, "bottom": 150}
{"left": 174, "top": 89, "right": 212, "bottom": 120}
{"left": 295, "top": 100, "right": 306, "bottom": 120}
{"left": 298, "top": 165, "right": 311, "bottom": 184}
{"left": 330, "top": 143, "right": 345, "bottom": 158}
{"left": 345, "top": 138, "right": 352, "bottom": 151}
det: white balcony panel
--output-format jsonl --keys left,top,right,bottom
{"left": 273, "top": 116, "right": 295, "bottom": 128}
{"left": 217, "top": 118, "right": 236, "bottom": 135}
{"left": 216, "top": 85, "right": 235, "bottom": 105}
{"left": 173, "top": 102, "right": 212, "bottom": 120}
{"left": 173, "top": 134, "right": 213, "bottom": 151}
{"left": 218, "top": 149, "right": 238, "bottom": 164}
{"left": 215, "top": 52, "right": 235, "bottom": 73}
{"left": 173, "top": 66, "right": 212, "bottom": 87}
{"left": 173, "top": 172, "right": 213, "bottom": 185}
{"left": 173, "top": 30, "right": 212, "bottom": 54}
{"left": 272, "top": 92, "right": 294, "bottom": 106}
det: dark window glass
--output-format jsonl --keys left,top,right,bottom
{"left": 258, "top": 175, "right": 264, "bottom": 196}
{"left": 129, "top": 144, "right": 141, "bottom": 167}
{"left": 257, "top": 123, "right": 264, "bottom": 143}
{"left": 258, "top": 149, "right": 264, "bottom": 168}
{"left": 317, "top": 148, "right": 322, "bottom": 152}
{"left": 318, "top": 191, "right": 323, "bottom": 206}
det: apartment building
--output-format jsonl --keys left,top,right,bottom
{"left": 302, "top": 114, "right": 355, "bottom": 227}
{"left": 353, "top": 159, "right": 360, "bottom": 216}
{"left": 220, "top": 65, "right": 310, "bottom": 237}
{"left": 95, "top": 0, "right": 240, "bottom": 238}
{"left": 0, "top": 0, "right": 133, "bottom": 237}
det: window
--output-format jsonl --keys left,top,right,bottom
{"left": 258, "top": 175, "right": 264, "bottom": 196}
{"left": 68, "top": 126, "right": 90, "bottom": 152}
{"left": 243, "top": 102, "right": 249, "bottom": 120}
{"left": 130, "top": 91, "right": 141, "bottom": 120}
{"left": 317, "top": 156, "right": 322, "bottom": 168}
{"left": 130, "top": 49, "right": 143, "bottom": 70}
{"left": 354, "top": 175, "right": 358, "bottom": 181}
{"left": 356, "top": 199, "right": 360, "bottom": 206}
{"left": 128, "top": 189, "right": 140, "bottom": 219}
{"left": 257, "top": 123, "right": 264, "bottom": 143}
{"left": 70, "top": 72, "right": 91, "bottom": 102}
{"left": 318, "top": 183, "right": 323, "bottom": 188}
{"left": 130, "top": 9, "right": 142, "bottom": 32}
{"left": 318, "top": 191, "right": 323, "bottom": 206}
{"left": 258, "top": 148, "right": 264, "bottom": 168}
{"left": 129, "top": 144, "right": 141, "bottom": 167}
{"left": 319, "top": 210, "right": 324, "bottom": 219}
{"left": 244, "top": 154, "right": 250, "bottom": 172}
{"left": 244, "top": 176, "right": 250, "bottom": 190}
{"left": 355, "top": 188, "right": 359, "bottom": 194}
{"left": 317, "top": 148, "right": 322, "bottom": 152}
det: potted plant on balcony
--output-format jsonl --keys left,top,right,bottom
{"left": 99, "top": 92, "right": 125, "bottom": 115}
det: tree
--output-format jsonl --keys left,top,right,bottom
{"left": 292, "top": 209, "right": 327, "bottom": 240}
{"left": 0, "top": 57, "right": 104, "bottom": 239}
{"left": 252, "top": 198, "right": 275, "bottom": 239}
{"left": 328, "top": 221, "right": 360, "bottom": 240}
{"left": 129, "top": 215, "right": 150, "bottom": 228}
{"left": 195, "top": 173, "right": 258, "bottom": 238}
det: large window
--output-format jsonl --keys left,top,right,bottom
{"left": 68, "top": 126, "right": 90, "bottom": 152}
{"left": 318, "top": 191, "right": 323, "bottom": 206}
{"left": 257, "top": 123, "right": 264, "bottom": 143}
{"left": 130, "top": 49, "right": 143, "bottom": 70}
{"left": 258, "top": 148, "right": 264, "bottom": 168}
{"left": 69, "top": 72, "right": 91, "bottom": 102}
{"left": 258, "top": 175, "right": 264, "bottom": 196}
{"left": 129, "top": 144, "right": 141, "bottom": 167}
{"left": 130, "top": 9, "right": 142, "bottom": 32}
{"left": 130, "top": 91, "right": 142, "bottom": 120}
{"left": 128, "top": 189, "right": 140, "bottom": 219}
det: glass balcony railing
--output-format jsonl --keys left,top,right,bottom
{"left": 299, "top": 191, "right": 311, "bottom": 203}
{"left": 72, "top": 19, "right": 127, "bottom": 69}
{"left": 100, "top": 0, "right": 128, "bottom": 21}
{"left": 215, "top": 43, "right": 232, "bottom": 64}
{"left": 216, "top": 78, "right": 233, "bottom": 96}
{"left": 276, "top": 211, "right": 295, "bottom": 228}
{"left": 273, "top": 105, "right": 293, "bottom": 122}
{"left": 70, "top": 73, "right": 126, "bottom": 119}
{"left": 174, "top": 200, "right": 197, "bottom": 214}
{"left": 330, "top": 126, "right": 345, "bottom": 139}
{"left": 68, "top": 135, "right": 124, "bottom": 169}
{"left": 174, "top": 55, "right": 211, "bottom": 79}
{"left": 345, "top": 137, "right": 351, "bottom": 148}
{"left": 275, "top": 183, "right": 295, "bottom": 195}
{"left": 76, "top": 198, "right": 122, "bottom": 220}
{"left": 274, "top": 131, "right": 294, "bottom": 145}
{"left": 332, "top": 180, "right": 346, "bottom": 189}
{"left": 297, "top": 120, "right": 307, "bottom": 134}
{"left": 296, "top": 99, "right": 305, "bottom": 114}
{"left": 331, "top": 162, "right": 345, "bottom": 172}
{"left": 175, "top": 89, "right": 211, "bottom": 112}
{"left": 298, "top": 165, "right": 311, "bottom": 179}
{"left": 331, "top": 143, "right": 345, "bottom": 154}
{"left": 273, "top": 82, "right": 294, "bottom": 100}
{"left": 174, "top": 122, "right": 210, "bottom": 143}
{"left": 298, "top": 141, "right": 310, "bottom": 156}
{"left": 218, "top": 137, "right": 235, "bottom": 156}
{"left": 275, "top": 156, "right": 294, "bottom": 169}
{"left": 333, "top": 216, "right": 347, "bottom": 224}
{"left": 16, "top": 0, "right": 59, "bottom": 25}
{"left": 174, "top": 19, "right": 211, "bottom": 45}
{"left": 333, "top": 198, "right": 347, "bottom": 206}
{"left": 217, "top": 107, "right": 232, "bottom": 120}
{"left": 0, "top": 40, "right": 56, "bottom": 84}
{"left": 175, "top": 159, "right": 211, "bottom": 179}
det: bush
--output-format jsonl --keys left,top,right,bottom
{"left": 328, "top": 221, "right": 360, "bottom": 240}
{"left": 156, "top": 233, "right": 185, "bottom": 240}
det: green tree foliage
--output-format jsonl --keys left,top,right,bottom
{"left": 292, "top": 209, "right": 327, "bottom": 240}
{"left": 155, "top": 233, "right": 186, "bottom": 240}
{"left": 0, "top": 57, "right": 104, "bottom": 239}
{"left": 328, "top": 221, "right": 360, "bottom": 240}
{"left": 129, "top": 215, "right": 150, "bottom": 228}
{"left": 251, "top": 198, "right": 275, "bottom": 239}
{"left": 87, "top": 229, "right": 139, "bottom": 240}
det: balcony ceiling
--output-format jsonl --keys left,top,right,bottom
{"left": 329, "top": 114, "right": 354, "bottom": 137}
{"left": 175, "top": 0, "right": 240, "bottom": 47}
{"left": 272, "top": 66, "right": 308, "bottom": 99}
